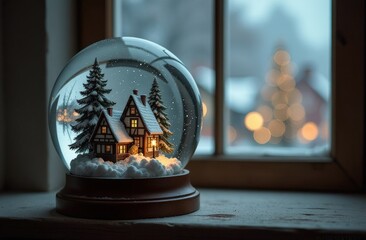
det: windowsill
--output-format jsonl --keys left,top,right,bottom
{"left": 1, "top": 189, "right": 366, "bottom": 239}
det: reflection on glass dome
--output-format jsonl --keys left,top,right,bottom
{"left": 49, "top": 37, "right": 202, "bottom": 178}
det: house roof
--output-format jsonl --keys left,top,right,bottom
{"left": 102, "top": 109, "right": 133, "bottom": 143}
{"left": 131, "top": 95, "right": 163, "bottom": 135}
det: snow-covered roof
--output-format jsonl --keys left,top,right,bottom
{"left": 102, "top": 109, "right": 133, "bottom": 143}
{"left": 131, "top": 95, "right": 163, "bottom": 135}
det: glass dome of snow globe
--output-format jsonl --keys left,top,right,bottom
{"left": 50, "top": 37, "right": 201, "bottom": 219}
{"left": 49, "top": 37, "right": 202, "bottom": 179}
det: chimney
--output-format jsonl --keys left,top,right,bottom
{"left": 141, "top": 95, "right": 147, "bottom": 106}
{"left": 107, "top": 107, "right": 113, "bottom": 117}
{"left": 133, "top": 89, "right": 138, "bottom": 95}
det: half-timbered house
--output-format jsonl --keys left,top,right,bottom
{"left": 90, "top": 89, "right": 163, "bottom": 162}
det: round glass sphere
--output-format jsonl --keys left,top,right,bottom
{"left": 49, "top": 37, "right": 202, "bottom": 178}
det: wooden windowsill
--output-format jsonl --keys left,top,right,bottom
{"left": 0, "top": 189, "right": 366, "bottom": 239}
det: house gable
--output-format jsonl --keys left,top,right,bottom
{"left": 90, "top": 112, "right": 117, "bottom": 144}
{"left": 90, "top": 110, "right": 133, "bottom": 144}
{"left": 121, "top": 94, "right": 163, "bottom": 136}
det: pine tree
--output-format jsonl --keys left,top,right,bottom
{"left": 69, "top": 58, "right": 115, "bottom": 153}
{"left": 148, "top": 77, "right": 174, "bottom": 154}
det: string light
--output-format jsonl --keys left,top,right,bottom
{"left": 244, "top": 112, "right": 264, "bottom": 131}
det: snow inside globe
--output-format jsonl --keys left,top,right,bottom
{"left": 49, "top": 37, "right": 202, "bottom": 179}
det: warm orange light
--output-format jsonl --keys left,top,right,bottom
{"left": 253, "top": 127, "right": 271, "bottom": 144}
{"left": 151, "top": 139, "right": 157, "bottom": 147}
{"left": 72, "top": 111, "right": 80, "bottom": 117}
{"left": 268, "top": 119, "right": 286, "bottom": 137}
{"left": 277, "top": 74, "right": 295, "bottom": 92}
{"left": 202, "top": 102, "right": 208, "bottom": 118}
{"left": 271, "top": 91, "right": 288, "bottom": 106}
{"left": 301, "top": 122, "right": 319, "bottom": 141}
{"left": 274, "top": 50, "right": 291, "bottom": 66}
{"left": 288, "top": 103, "right": 305, "bottom": 122}
{"left": 244, "top": 112, "right": 264, "bottom": 131}
{"left": 273, "top": 104, "right": 288, "bottom": 121}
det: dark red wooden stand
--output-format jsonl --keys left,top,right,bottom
{"left": 56, "top": 170, "right": 199, "bottom": 219}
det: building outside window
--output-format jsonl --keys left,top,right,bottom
{"left": 101, "top": 126, "right": 107, "bottom": 134}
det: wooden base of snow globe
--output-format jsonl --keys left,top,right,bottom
{"left": 56, "top": 169, "right": 199, "bottom": 219}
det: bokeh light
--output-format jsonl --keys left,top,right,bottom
{"left": 253, "top": 127, "right": 271, "bottom": 144}
{"left": 300, "top": 122, "right": 319, "bottom": 141}
{"left": 245, "top": 112, "right": 264, "bottom": 131}
{"left": 277, "top": 74, "right": 295, "bottom": 92}
{"left": 288, "top": 103, "right": 305, "bottom": 122}
{"left": 273, "top": 104, "right": 288, "bottom": 121}
{"left": 273, "top": 50, "right": 291, "bottom": 66}
{"left": 268, "top": 119, "right": 286, "bottom": 137}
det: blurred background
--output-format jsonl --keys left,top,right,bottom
{"left": 113, "top": 0, "right": 332, "bottom": 157}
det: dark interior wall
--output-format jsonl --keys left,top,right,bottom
{"left": 0, "top": 0, "right": 95, "bottom": 191}
{"left": 0, "top": 0, "right": 4, "bottom": 190}
{"left": 2, "top": 0, "right": 48, "bottom": 190}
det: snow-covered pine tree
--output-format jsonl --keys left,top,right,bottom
{"left": 69, "top": 58, "right": 115, "bottom": 153}
{"left": 148, "top": 77, "right": 174, "bottom": 154}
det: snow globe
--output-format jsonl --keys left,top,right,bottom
{"left": 49, "top": 37, "right": 201, "bottom": 219}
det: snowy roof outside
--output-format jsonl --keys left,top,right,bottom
{"left": 103, "top": 109, "right": 133, "bottom": 143}
{"left": 131, "top": 95, "right": 163, "bottom": 135}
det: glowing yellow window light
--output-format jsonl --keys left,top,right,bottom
{"left": 244, "top": 112, "right": 264, "bottom": 131}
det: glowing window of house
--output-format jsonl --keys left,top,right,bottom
{"left": 101, "top": 126, "right": 107, "bottom": 134}
{"left": 130, "top": 107, "right": 136, "bottom": 115}
{"left": 131, "top": 119, "right": 138, "bottom": 128}
{"left": 134, "top": 137, "right": 140, "bottom": 147}
{"left": 119, "top": 145, "right": 127, "bottom": 154}
{"left": 147, "top": 137, "right": 153, "bottom": 148}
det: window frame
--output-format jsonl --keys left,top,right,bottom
{"left": 187, "top": 0, "right": 365, "bottom": 191}
{"left": 83, "top": 0, "right": 364, "bottom": 191}
{"left": 131, "top": 119, "right": 138, "bottom": 128}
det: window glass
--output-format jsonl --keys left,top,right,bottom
{"left": 131, "top": 119, "right": 138, "bottom": 128}
{"left": 114, "top": 0, "right": 214, "bottom": 155}
{"left": 226, "top": 0, "right": 331, "bottom": 156}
